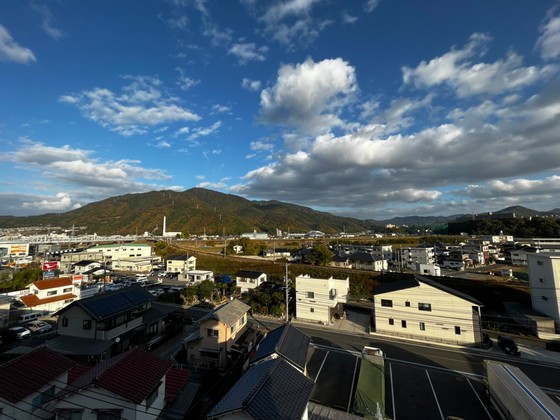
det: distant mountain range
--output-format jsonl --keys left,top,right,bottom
{"left": 0, "top": 188, "right": 557, "bottom": 236}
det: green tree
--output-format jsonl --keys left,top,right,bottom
{"left": 308, "top": 244, "right": 333, "bottom": 266}
{"left": 197, "top": 280, "right": 215, "bottom": 300}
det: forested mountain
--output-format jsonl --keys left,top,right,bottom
{"left": 0, "top": 188, "right": 374, "bottom": 236}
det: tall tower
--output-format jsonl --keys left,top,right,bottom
{"left": 163, "top": 216, "right": 167, "bottom": 236}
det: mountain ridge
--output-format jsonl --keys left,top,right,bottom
{"left": 0, "top": 188, "right": 557, "bottom": 235}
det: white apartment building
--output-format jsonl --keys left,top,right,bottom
{"left": 527, "top": 253, "right": 560, "bottom": 331}
{"left": 398, "top": 247, "right": 435, "bottom": 270}
{"left": 59, "top": 250, "right": 104, "bottom": 273}
{"left": 373, "top": 275, "right": 483, "bottom": 346}
{"left": 295, "top": 274, "right": 349, "bottom": 325}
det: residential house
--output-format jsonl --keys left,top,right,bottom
{"left": 295, "top": 274, "right": 349, "bottom": 325}
{"left": 349, "top": 252, "right": 387, "bottom": 272}
{"left": 251, "top": 323, "right": 310, "bottom": 374}
{"left": 20, "top": 277, "right": 81, "bottom": 314}
{"left": 510, "top": 247, "right": 539, "bottom": 266}
{"left": 206, "top": 358, "right": 314, "bottom": 420}
{"left": 43, "top": 347, "right": 189, "bottom": 420}
{"left": 372, "top": 275, "right": 483, "bottom": 346}
{"left": 183, "top": 299, "right": 250, "bottom": 369}
{"left": 166, "top": 254, "right": 197, "bottom": 273}
{"left": 235, "top": 270, "right": 267, "bottom": 293}
{"left": 181, "top": 270, "right": 213, "bottom": 284}
{"left": 0, "top": 347, "right": 78, "bottom": 420}
{"left": 72, "top": 260, "right": 101, "bottom": 275}
{"left": 527, "top": 253, "right": 560, "bottom": 332}
{"left": 330, "top": 252, "right": 351, "bottom": 268}
{"left": 51, "top": 286, "right": 164, "bottom": 360}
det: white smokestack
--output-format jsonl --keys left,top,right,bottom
{"left": 163, "top": 216, "right": 167, "bottom": 236}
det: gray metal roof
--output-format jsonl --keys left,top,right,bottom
{"left": 252, "top": 323, "right": 310, "bottom": 371}
{"left": 235, "top": 270, "right": 265, "bottom": 278}
{"left": 207, "top": 358, "right": 314, "bottom": 420}
{"left": 373, "top": 275, "right": 482, "bottom": 306}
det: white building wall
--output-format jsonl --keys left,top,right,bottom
{"left": 295, "top": 275, "right": 349, "bottom": 324}
{"left": 527, "top": 253, "right": 560, "bottom": 330}
{"left": 374, "top": 282, "right": 481, "bottom": 345}
{"left": 45, "top": 380, "right": 167, "bottom": 420}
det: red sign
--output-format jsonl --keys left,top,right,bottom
{"left": 43, "top": 261, "right": 59, "bottom": 271}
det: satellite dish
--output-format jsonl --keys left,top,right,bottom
{"left": 115, "top": 337, "right": 120, "bottom": 343}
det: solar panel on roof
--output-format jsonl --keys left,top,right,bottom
{"left": 81, "top": 288, "right": 151, "bottom": 319}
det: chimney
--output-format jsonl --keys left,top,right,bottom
{"left": 163, "top": 216, "right": 167, "bottom": 236}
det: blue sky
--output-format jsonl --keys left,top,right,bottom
{"left": 1, "top": 0, "right": 560, "bottom": 220}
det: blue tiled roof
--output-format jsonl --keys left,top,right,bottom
{"left": 207, "top": 359, "right": 314, "bottom": 420}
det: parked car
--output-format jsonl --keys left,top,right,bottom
{"left": 8, "top": 326, "right": 31, "bottom": 339}
{"left": 26, "top": 320, "right": 53, "bottom": 334}
{"left": 497, "top": 335, "right": 520, "bottom": 356}
{"left": 149, "top": 288, "right": 164, "bottom": 297}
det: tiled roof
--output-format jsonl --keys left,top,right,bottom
{"left": 373, "top": 274, "right": 482, "bottom": 306}
{"left": 252, "top": 323, "right": 310, "bottom": 371}
{"left": 21, "top": 293, "right": 77, "bottom": 307}
{"left": 0, "top": 347, "right": 77, "bottom": 403}
{"left": 64, "top": 347, "right": 173, "bottom": 404}
{"left": 207, "top": 359, "right": 314, "bottom": 420}
{"left": 349, "top": 252, "right": 379, "bottom": 262}
{"left": 203, "top": 299, "right": 250, "bottom": 326}
{"left": 235, "top": 270, "right": 264, "bottom": 278}
{"left": 31, "top": 277, "right": 73, "bottom": 290}
{"left": 55, "top": 285, "right": 153, "bottom": 320}
{"left": 73, "top": 260, "right": 96, "bottom": 266}
{"left": 165, "top": 367, "right": 189, "bottom": 401}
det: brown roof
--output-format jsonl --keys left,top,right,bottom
{"left": 21, "top": 293, "right": 77, "bottom": 307}
{"left": 32, "top": 277, "right": 73, "bottom": 290}
{"left": 165, "top": 367, "right": 189, "bottom": 401}
{"left": 67, "top": 347, "right": 174, "bottom": 404}
{"left": 0, "top": 347, "right": 77, "bottom": 403}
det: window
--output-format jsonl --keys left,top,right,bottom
{"left": 405, "top": 301, "right": 410, "bottom": 307}
{"left": 455, "top": 326, "right": 461, "bottom": 335}
{"left": 306, "top": 291, "right": 315, "bottom": 299}
{"left": 310, "top": 308, "right": 315, "bottom": 313}
{"left": 63, "top": 287, "right": 72, "bottom": 293}
{"left": 47, "top": 290, "right": 58, "bottom": 296}
{"left": 539, "top": 278, "right": 546, "bottom": 284}
{"left": 388, "top": 318, "right": 394, "bottom": 325}
{"left": 381, "top": 299, "right": 393, "bottom": 307}
{"left": 207, "top": 329, "right": 219, "bottom": 337}
{"left": 62, "top": 317, "right": 68, "bottom": 327}
{"left": 419, "top": 322, "right": 425, "bottom": 331}
{"left": 418, "top": 303, "right": 432, "bottom": 311}
{"left": 83, "top": 320, "right": 92, "bottom": 330}
{"left": 537, "top": 260, "right": 544, "bottom": 266}
{"left": 542, "top": 296, "right": 549, "bottom": 302}
{"left": 401, "top": 320, "right": 407, "bottom": 328}
{"left": 231, "top": 324, "right": 237, "bottom": 334}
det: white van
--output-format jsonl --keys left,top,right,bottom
{"left": 18, "top": 312, "right": 42, "bottom": 323}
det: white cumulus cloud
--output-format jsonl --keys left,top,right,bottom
{"left": 0, "top": 25, "right": 36, "bottom": 64}
{"left": 259, "top": 57, "right": 358, "bottom": 134}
